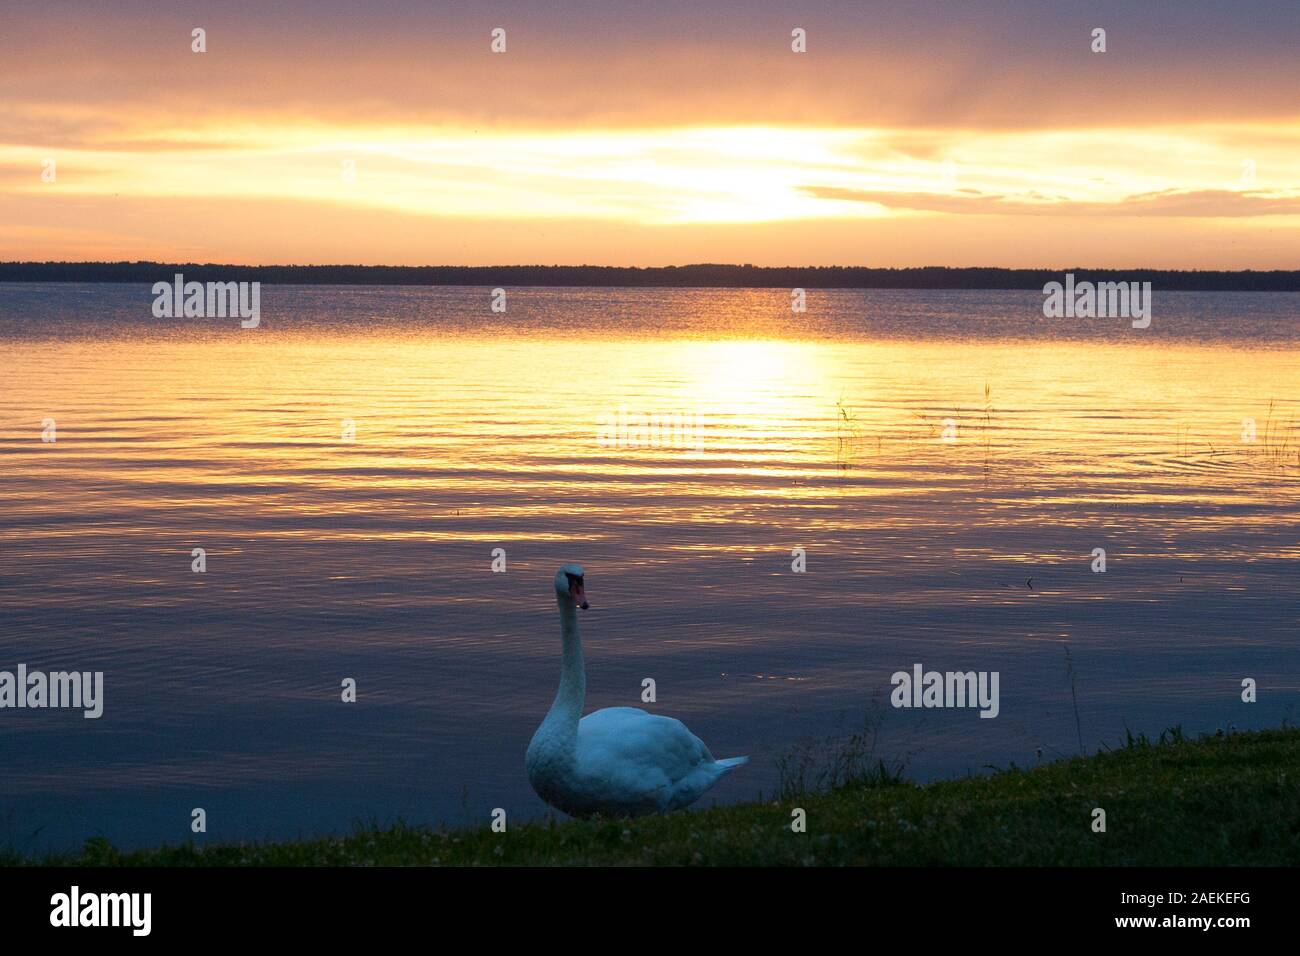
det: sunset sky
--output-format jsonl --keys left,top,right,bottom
{"left": 2, "top": 0, "right": 1298, "bottom": 267}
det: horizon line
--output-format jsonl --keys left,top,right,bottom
{"left": 3, "top": 261, "right": 1299, "bottom": 293}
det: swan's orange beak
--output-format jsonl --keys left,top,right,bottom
{"left": 572, "top": 580, "right": 589, "bottom": 610}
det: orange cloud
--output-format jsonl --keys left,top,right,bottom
{"left": 804, "top": 187, "right": 1300, "bottom": 218}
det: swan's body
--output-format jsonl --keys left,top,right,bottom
{"left": 526, "top": 565, "right": 747, "bottom": 817}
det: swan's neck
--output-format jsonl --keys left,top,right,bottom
{"left": 540, "top": 598, "right": 585, "bottom": 741}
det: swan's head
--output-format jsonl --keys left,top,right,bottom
{"left": 554, "top": 564, "right": 588, "bottom": 610}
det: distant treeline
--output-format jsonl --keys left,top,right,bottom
{"left": 2, "top": 261, "right": 1299, "bottom": 291}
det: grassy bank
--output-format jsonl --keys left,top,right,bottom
{"left": 8, "top": 727, "right": 1298, "bottom": 866}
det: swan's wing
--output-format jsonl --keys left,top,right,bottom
{"left": 574, "top": 707, "right": 716, "bottom": 810}
{"left": 580, "top": 707, "right": 716, "bottom": 768}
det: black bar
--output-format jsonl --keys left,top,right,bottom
{"left": 0, "top": 866, "right": 1281, "bottom": 941}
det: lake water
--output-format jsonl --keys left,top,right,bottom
{"left": 1, "top": 283, "right": 1297, "bottom": 853}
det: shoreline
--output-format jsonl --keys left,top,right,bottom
{"left": 4, "top": 263, "right": 1300, "bottom": 292}
{"left": 8, "top": 726, "right": 1296, "bottom": 867}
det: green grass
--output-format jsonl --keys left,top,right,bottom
{"left": 6, "top": 727, "right": 1297, "bottom": 866}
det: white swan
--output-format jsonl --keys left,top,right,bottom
{"left": 526, "top": 564, "right": 748, "bottom": 817}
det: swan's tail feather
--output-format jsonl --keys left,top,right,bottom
{"left": 715, "top": 756, "right": 749, "bottom": 775}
